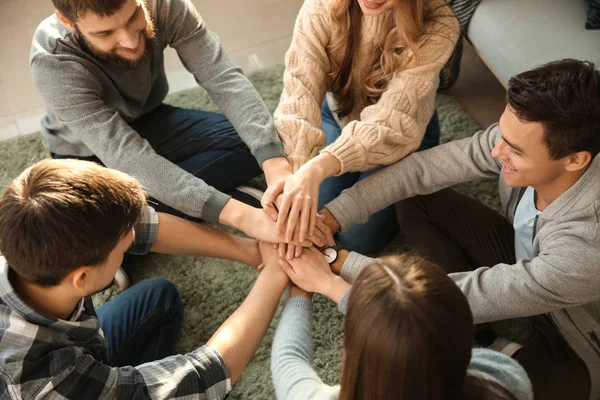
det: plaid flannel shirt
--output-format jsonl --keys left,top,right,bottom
{"left": 0, "top": 206, "right": 231, "bottom": 399}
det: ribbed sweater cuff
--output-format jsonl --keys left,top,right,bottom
{"left": 337, "top": 287, "right": 351, "bottom": 315}
{"left": 324, "top": 191, "right": 366, "bottom": 233}
{"left": 284, "top": 296, "right": 314, "bottom": 315}
{"left": 202, "top": 190, "right": 232, "bottom": 224}
{"left": 255, "top": 142, "right": 287, "bottom": 167}
{"left": 321, "top": 134, "right": 367, "bottom": 174}
{"left": 340, "top": 251, "right": 379, "bottom": 283}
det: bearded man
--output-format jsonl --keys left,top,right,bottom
{"left": 30, "top": 0, "right": 297, "bottom": 267}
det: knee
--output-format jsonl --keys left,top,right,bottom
{"left": 395, "top": 196, "right": 424, "bottom": 228}
{"left": 146, "top": 278, "right": 183, "bottom": 318}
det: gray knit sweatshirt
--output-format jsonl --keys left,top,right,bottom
{"left": 271, "top": 296, "right": 533, "bottom": 400}
{"left": 325, "top": 123, "right": 600, "bottom": 399}
{"left": 30, "top": 0, "right": 285, "bottom": 223}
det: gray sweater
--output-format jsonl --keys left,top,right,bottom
{"left": 30, "top": 0, "right": 285, "bottom": 223}
{"left": 325, "top": 123, "right": 600, "bottom": 399}
{"left": 271, "top": 296, "right": 533, "bottom": 400}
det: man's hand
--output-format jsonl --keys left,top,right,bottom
{"left": 262, "top": 157, "right": 292, "bottom": 220}
{"left": 258, "top": 241, "right": 289, "bottom": 282}
{"left": 278, "top": 247, "right": 350, "bottom": 303}
{"left": 275, "top": 212, "right": 335, "bottom": 259}
{"left": 219, "top": 199, "right": 286, "bottom": 243}
{"left": 319, "top": 208, "right": 340, "bottom": 235}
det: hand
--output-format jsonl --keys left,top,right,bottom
{"left": 262, "top": 165, "right": 322, "bottom": 244}
{"left": 288, "top": 283, "right": 312, "bottom": 299}
{"left": 241, "top": 238, "right": 262, "bottom": 270}
{"left": 263, "top": 156, "right": 292, "bottom": 222}
{"left": 277, "top": 247, "right": 335, "bottom": 294}
{"left": 258, "top": 241, "right": 289, "bottom": 282}
{"left": 220, "top": 200, "right": 288, "bottom": 244}
{"left": 319, "top": 208, "right": 340, "bottom": 236}
{"left": 278, "top": 247, "right": 350, "bottom": 302}
{"left": 275, "top": 213, "right": 334, "bottom": 259}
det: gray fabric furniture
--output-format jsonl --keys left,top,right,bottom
{"left": 467, "top": 0, "right": 600, "bottom": 86}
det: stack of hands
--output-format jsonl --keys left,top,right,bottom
{"left": 242, "top": 154, "right": 350, "bottom": 301}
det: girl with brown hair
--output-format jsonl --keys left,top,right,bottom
{"left": 272, "top": 249, "right": 533, "bottom": 400}
{"left": 262, "top": 0, "right": 460, "bottom": 256}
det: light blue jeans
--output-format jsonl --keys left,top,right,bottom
{"left": 318, "top": 101, "right": 441, "bottom": 255}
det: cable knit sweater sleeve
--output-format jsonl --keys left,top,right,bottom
{"left": 324, "top": 5, "right": 459, "bottom": 173}
{"left": 274, "top": 0, "right": 332, "bottom": 172}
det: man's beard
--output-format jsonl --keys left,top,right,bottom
{"left": 75, "top": 16, "right": 156, "bottom": 69}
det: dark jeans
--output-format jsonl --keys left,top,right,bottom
{"left": 52, "top": 104, "right": 263, "bottom": 219}
{"left": 396, "top": 189, "right": 591, "bottom": 400}
{"left": 318, "top": 101, "right": 441, "bottom": 255}
{"left": 96, "top": 278, "right": 184, "bottom": 367}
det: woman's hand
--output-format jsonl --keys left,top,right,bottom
{"left": 262, "top": 153, "right": 341, "bottom": 245}
{"left": 277, "top": 247, "right": 333, "bottom": 294}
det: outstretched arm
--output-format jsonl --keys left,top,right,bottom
{"left": 207, "top": 242, "right": 289, "bottom": 383}
{"left": 150, "top": 212, "right": 262, "bottom": 268}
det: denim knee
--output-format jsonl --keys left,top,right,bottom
{"left": 145, "top": 278, "right": 184, "bottom": 323}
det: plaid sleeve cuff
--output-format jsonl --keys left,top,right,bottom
{"left": 128, "top": 206, "right": 159, "bottom": 255}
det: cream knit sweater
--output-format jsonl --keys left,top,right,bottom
{"left": 275, "top": 0, "right": 459, "bottom": 173}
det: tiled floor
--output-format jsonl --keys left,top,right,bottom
{"left": 0, "top": 0, "right": 505, "bottom": 141}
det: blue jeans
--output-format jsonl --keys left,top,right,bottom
{"left": 53, "top": 104, "right": 263, "bottom": 219}
{"left": 96, "top": 278, "right": 184, "bottom": 367}
{"left": 319, "top": 101, "right": 441, "bottom": 254}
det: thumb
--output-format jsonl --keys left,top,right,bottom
{"left": 262, "top": 180, "right": 285, "bottom": 208}
{"left": 278, "top": 258, "right": 296, "bottom": 279}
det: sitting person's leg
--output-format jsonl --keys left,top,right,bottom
{"left": 396, "top": 188, "right": 515, "bottom": 273}
{"left": 96, "top": 278, "right": 184, "bottom": 367}
{"left": 330, "top": 110, "right": 442, "bottom": 255}
{"left": 132, "top": 104, "right": 263, "bottom": 213}
{"left": 318, "top": 101, "right": 360, "bottom": 211}
{"left": 417, "top": 109, "right": 441, "bottom": 151}
{"left": 515, "top": 314, "right": 591, "bottom": 400}
{"left": 54, "top": 104, "right": 263, "bottom": 218}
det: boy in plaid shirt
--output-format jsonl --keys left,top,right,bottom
{"left": 0, "top": 159, "right": 289, "bottom": 399}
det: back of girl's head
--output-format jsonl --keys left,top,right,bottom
{"left": 338, "top": 254, "right": 515, "bottom": 400}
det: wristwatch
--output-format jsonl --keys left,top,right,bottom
{"left": 322, "top": 247, "right": 338, "bottom": 265}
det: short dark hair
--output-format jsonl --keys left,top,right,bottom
{"left": 507, "top": 59, "right": 600, "bottom": 160}
{"left": 0, "top": 159, "right": 146, "bottom": 287}
{"left": 52, "top": 0, "right": 127, "bottom": 22}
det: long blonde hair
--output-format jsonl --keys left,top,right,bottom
{"left": 327, "top": 0, "right": 452, "bottom": 119}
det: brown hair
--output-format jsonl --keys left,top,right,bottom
{"left": 338, "top": 254, "right": 517, "bottom": 400}
{"left": 507, "top": 59, "right": 600, "bottom": 160}
{"left": 327, "top": 0, "right": 456, "bottom": 119}
{"left": 52, "top": 0, "right": 128, "bottom": 22}
{"left": 0, "top": 159, "right": 146, "bottom": 287}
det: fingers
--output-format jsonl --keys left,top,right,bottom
{"left": 285, "top": 196, "right": 302, "bottom": 242}
{"left": 276, "top": 193, "right": 293, "bottom": 236}
{"left": 286, "top": 243, "right": 296, "bottom": 260}
{"left": 257, "top": 263, "right": 265, "bottom": 272}
{"left": 298, "top": 196, "right": 312, "bottom": 243}
{"left": 278, "top": 258, "right": 296, "bottom": 280}
{"left": 316, "top": 217, "right": 335, "bottom": 247}
{"left": 294, "top": 243, "right": 303, "bottom": 258}
{"left": 261, "top": 180, "right": 284, "bottom": 208}
{"left": 308, "top": 199, "right": 318, "bottom": 238}
{"left": 278, "top": 243, "right": 286, "bottom": 258}
{"left": 307, "top": 231, "right": 325, "bottom": 248}
{"left": 263, "top": 203, "right": 278, "bottom": 222}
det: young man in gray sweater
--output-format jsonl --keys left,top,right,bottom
{"left": 30, "top": 0, "right": 294, "bottom": 242}
{"left": 316, "top": 59, "right": 600, "bottom": 400}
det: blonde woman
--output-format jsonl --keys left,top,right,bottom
{"left": 262, "top": 0, "right": 460, "bottom": 256}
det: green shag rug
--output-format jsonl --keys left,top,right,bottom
{"left": 0, "top": 65, "right": 513, "bottom": 399}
